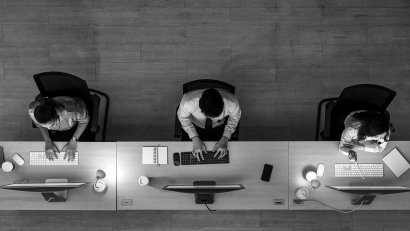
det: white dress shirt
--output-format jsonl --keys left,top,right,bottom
{"left": 177, "top": 89, "right": 241, "bottom": 140}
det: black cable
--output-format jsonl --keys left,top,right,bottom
{"left": 303, "top": 199, "right": 364, "bottom": 213}
{"left": 205, "top": 203, "right": 216, "bottom": 212}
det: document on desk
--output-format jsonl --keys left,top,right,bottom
{"left": 142, "top": 146, "right": 168, "bottom": 165}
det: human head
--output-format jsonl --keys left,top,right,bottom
{"left": 33, "top": 98, "right": 59, "bottom": 127}
{"left": 355, "top": 111, "right": 389, "bottom": 141}
{"left": 199, "top": 88, "right": 224, "bottom": 118}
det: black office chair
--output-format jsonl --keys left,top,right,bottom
{"left": 32, "top": 72, "right": 110, "bottom": 141}
{"left": 174, "top": 79, "right": 240, "bottom": 141}
{"left": 315, "top": 84, "right": 396, "bottom": 141}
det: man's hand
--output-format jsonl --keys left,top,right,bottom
{"left": 45, "top": 140, "right": 59, "bottom": 161}
{"left": 348, "top": 150, "right": 357, "bottom": 162}
{"left": 213, "top": 136, "right": 228, "bottom": 159}
{"left": 192, "top": 136, "right": 206, "bottom": 161}
{"left": 62, "top": 139, "right": 77, "bottom": 161}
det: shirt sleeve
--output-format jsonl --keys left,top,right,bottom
{"left": 177, "top": 95, "right": 198, "bottom": 139}
{"left": 222, "top": 97, "right": 241, "bottom": 140}
{"left": 71, "top": 98, "right": 89, "bottom": 124}
{"left": 28, "top": 101, "right": 40, "bottom": 127}
{"left": 339, "top": 127, "right": 358, "bottom": 155}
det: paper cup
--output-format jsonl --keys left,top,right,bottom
{"left": 93, "top": 179, "right": 107, "bottom": 193}
{"left": 295, "top": 187, "right": 310, "bottom": 200}
{"left": 138, "top": 176, "right": 149, "bottom": 186}
{"left": 2, "top": 161, "right": 14, "bottom": 173}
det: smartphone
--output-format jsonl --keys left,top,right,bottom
{"left": 261, "top": 164, "right": 273, "bottom": 182}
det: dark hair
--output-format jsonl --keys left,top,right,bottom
{"left": 33, "top": 98, "right": 63, "bottom": 124}
{"left": 354, "top": 111, "right": 389, "bottom": 141}
{"left": 199, "top": 88, "right": 224, "bottom": 117}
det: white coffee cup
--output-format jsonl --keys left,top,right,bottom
{"left": 93, "top": 179, "right": 107, "bottom": 193}
{"left": 2, "top": 161, "right": 14, "bottom": 173}
{"left": 138, "top": 176, "right": 149, "bottom": 186}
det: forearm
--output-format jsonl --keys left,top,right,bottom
{"left": 73, "top": 121, "right": 89, "bottom": 139}
{"left": 223, "top": 118, "right": 239, "bottom": 140}
{"left": 38, "top": 126, "right": 52, "bottom": 142}
{"left": 339, "top": 142, "right": 364, "bottom": 155}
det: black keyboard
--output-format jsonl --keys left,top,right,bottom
{"left": 180, "top": 151, "right": 229, "bottom": 165}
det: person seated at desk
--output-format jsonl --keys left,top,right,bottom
{"left": 28, "top": 96, "right": 89, "bottom": 161}
{"left": 177, "top": 88, "right": 241, "bottom": 161}
{"left": 339, "top": 110, "right": 391, "bottom": 161}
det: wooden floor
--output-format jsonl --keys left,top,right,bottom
{"left": 1, "top": 210, "right": 410, "bottom": 230}
{"left": 0, "top": 0, "right": 409, "bottom": 142}
{"left": 1, "top": 0, "right": 410, "bottom": 228}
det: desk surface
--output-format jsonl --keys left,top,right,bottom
{"left": 289, "top": 141, "right": 410, "bottom": 210}
{"left": 117, "top": 141, "right": 289, "bottom": 210}
{"left": 0, "top": 142, "right": 117, "bottom": 210}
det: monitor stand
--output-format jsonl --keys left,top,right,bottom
{"left": 348, "top": 182, "right": 375, "bottom": 205}
{"left": 194, "top": 181, "right": 215, "bottom": 204}
{"left": 41, "top": 179, "right": 68, "bottom": 202}
{"left": 351, "top": 195, "right": 376, "bottom": 205}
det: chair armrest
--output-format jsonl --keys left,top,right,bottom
{"left": 90, "top": 94, "right": 100, "bottom": 133}
{"left": 174, "top": 106, "right": 182, "bottom": 138}
{"left": 315, "top": 97, "right": 338, "bottom": 140}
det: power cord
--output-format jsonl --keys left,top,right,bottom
{"left": 300, "top": 198, "right": 364, "bottom": 213}
{"left": 205, "top": 202, "right": 216, "bottom": 212}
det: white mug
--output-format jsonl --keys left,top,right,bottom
{"left": 138, "top": 176, "right": 149, "bottom": 186}
{"left": 93, "top": 179, "right": 107, "bottom": 193}
{"left": 2, "top": 161, "right": 14, "bottom": 173}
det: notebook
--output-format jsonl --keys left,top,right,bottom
{"left": 382, "top": 148, "right": 410, "bottom": 177}
{"left": 142, "top": 146, "right": 168, "bottom": 165}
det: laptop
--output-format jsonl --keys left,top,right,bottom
{"left": 382, "top": 148, "right": 410, "bottom": 177}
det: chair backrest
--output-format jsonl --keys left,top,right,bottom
{"left": 323, "top": 84, "right": 396, "bottom": 140}
{"left": 338, "top": 84, "right": 396, "bottom": 111}
{"left": 33, "top": 72, "right": 93, "bottom": 108}
{"left": 183, "top": 79, "right": 235, "bottom": 94}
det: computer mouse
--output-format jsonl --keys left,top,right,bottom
{"left": 317, "top": 163, "right": 325, "bottom": 177}
{"left": 12, "top": 153, "right": 25, "bottom": 166}
{"left": 173, "top": 153, "right": 180, "bottom": 166}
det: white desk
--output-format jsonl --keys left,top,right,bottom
{"left": 0, "top": 142, "right": 117, "bottom": 210}
{"left": 289, "top": 141, "right": 410, "bottom": 210}
{"left": 117, "top": 141, "right": 289, "bottom": 210}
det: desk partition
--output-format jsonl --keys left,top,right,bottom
{"left": 0, "top": 142, "right": 117, "bottom": 210}
{"left": 117, "top": 142, "right": 289, "bottom": 210}
{"left": 289, "top": 141, "right": 410, "bottom": 210}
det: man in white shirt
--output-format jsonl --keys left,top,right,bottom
{"left": 177, "top": 88, "right": 241, "bottom": 161}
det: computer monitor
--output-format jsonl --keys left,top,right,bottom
{"left": 163, "top": 181, "right": 245, "bottom": 204}
{"left": 2, "top": 182, "right": 87, "bottom": 202}
{"left": 326, "top": 185, "right": 410, "bottom": 205}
